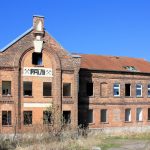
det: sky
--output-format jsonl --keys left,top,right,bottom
{"left": 0, "top": 0, "right": 150, "bottom": 60}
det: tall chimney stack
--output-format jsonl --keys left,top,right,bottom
{"left": 33, "top": 15, "right": 45, "bottom": 53}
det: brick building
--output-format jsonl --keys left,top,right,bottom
{"left": 1, "top": 16, "right": 150, "bottom": 133}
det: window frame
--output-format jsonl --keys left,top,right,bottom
{"left": 113, "top": 83, "right": 120, "bottom": 97}
{"left": 23, "top": 111, "right": 32, "bottom": 125}
{"left": 2, "top": 81, "right": 11, "bottom": 96}
{"left": 43, "top": 82, "right": 52, "bottom": 97}
{"left": 136, "top": 108, "right": 143, "bottom": 122}
{"left": 23, "top": 81, "right": 32, "bottom": 97}
{"left": 2, "top": 111, "right": 11, "bottom": 126}
{"left": 136, "top": 84, "right": 142, "bottom": 97}
{"left": 100, "top": 109, "right": 108, "bottom": 123}
{"left": 125, "top": 108, "right": 131, "bottom": 122}
{"left": 148, "top": 84, "right": 150, "bottom": 97}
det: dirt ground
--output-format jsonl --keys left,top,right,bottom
{"left": 108, "top": 139, "right": 150, "bottom": 150}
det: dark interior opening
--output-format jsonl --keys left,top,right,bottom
{"left": 32, "top": 52, "right": 42, "bottom": 65}
{"left": 2, "top": 81, "right": 11, "bottom": 96}
{"left": 24, "top": 111, "right": 32, "bottom": 125}
{"left": 86, "top": 82, "right": 93, "bottom": 96}
{"left": 63, "top": 111, "right": 71, "bottom": 124}
{"left": 63, "top": 83, "right": 71, "bottom": 96}
{"left": 43, "top": 82, "right": 52, "bottom": 96}
{"left": 148, "top": 108, "right": 150, "bottom": 120}
{"left": 23, "top": 82, "right": 32, "bottom": 96}
{"left": 125, "top": 84, "right": 131, "bottom": 96}
{"left": 101, "top": 109, "right": 107, "bottom": 123}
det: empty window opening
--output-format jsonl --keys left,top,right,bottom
{"left": 86, "top": 82, "right": 93, "bottom": 96}
{"left": 23, "top": 82, "right": 32, "bottom": 96}
{"left": 2, "top": 111, "right": 11, "bottom": 126}
{"left": 2, "top": 81, "right": 11, "bottom": 96}
{"left": 148, "top": 108, "right": 150, "bottom": 121}
{"left": 125, "top": 84, "right": 131, "bottom": 96}
{"left": 136, "top": 108, "right": 142, "bottom": 121}
{"left": 100, "top": 83, "right": 108, "bottom": 97}
{"left": 87, "top": 109, "right": 93, "bottom": 123}
{"left": 123, "top": 66, "right": 137, "bottom": 71}
{"left": 136, "top": 84, "right": 142, "bottom": 97}
{"left": 24, "top": 111, "right": 32, "bottom": 125}
{"left": 32, "top": 52, "right": 42, "bottom": 65}
{"left": 63, "top": 111, "right": 71, "bottom": 124}
{"left": 147, "top": 84, "right": 150, "bottom": 97}
{"left": 125, "top": 109, "right": 131, "bottom": 122}
{"left": 43, "top": 111, "right": 52, "bottom": 124}
{"left": 113, "top": 83, "right": 120, "bottom": 96}
{"left": 101, "top": 109, "right": 107, "bottom": 123}
{"left": 43, "top": 82, "right": 52, "bottom": 96}
{"left": 63, "top": 83, "right": 71, "bottom": 96}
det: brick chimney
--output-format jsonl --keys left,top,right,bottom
{"left": 33, "top": 15, "right": 45, "bottom": 53}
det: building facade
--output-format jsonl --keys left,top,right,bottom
{"left": 1, "top": 16, "right": 150, "bottom": 133}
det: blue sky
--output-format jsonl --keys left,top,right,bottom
{"left": 0, "top": 0, "right": 150, "bottom": 60}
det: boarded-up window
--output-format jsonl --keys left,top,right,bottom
{"left": 100, "top": 83, "right": 108, "bottom": 97}
{"left": 101, "top": 109, "right": 107, "bottom": 123}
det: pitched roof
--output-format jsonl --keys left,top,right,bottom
{"left": 80, "top": 54, "right": 150, "bottom": 73}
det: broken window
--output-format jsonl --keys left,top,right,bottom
{"left": 136, "top": 84, "right": 142, "bottom": 97}
{"left": 136, "top": 108, "right": 142, "bottom": 121}
{"left": 2, "top": 111, "right": 11, "bottom": 126}
{"left": 63, "top": 111, "right": 71, "bottom": 124}
{"left": 43, "top": 82, "right": 52, "bottom": 96}
{"left": 125, "top": 109, "right": 131, "bottom": 122}
{"left": 123, "top": 66, "right": 136, "bottom": 71}
{"left": 23, "top": 82, "right": 32, "bottom": 96}
{"left": 100, "top": 83, "right": 108, "bottom": 97}
{"left": 43, "top": 111, "right": 52, "bottom": 124}
{"left": 2, "top": 81, "right": 11, "bottom": 96}
{"left": 148, "top": 84, "right": 150, "bottom": 97}
{"left": 125, "top": 84, "right": 131, "bottom": 97}
{"left": 101, "top": 109, "right": 107, "bottom": 123}
{"left": 87, "top": 109, "right": 93, "bottom": 123}
{"left": 86, "top": 82, "right": 93, "bottom": 96}
{"left": 113, "top": 83, "right": 120, "bottom": 96}
{"left": 148, "top": 108, "right": 150, "bottom": 121}
{"left": 63, "top": 83, "right": 71, "bottom": 96}
{"left": 24, "top": 111, "right": 32, "bottom": 125}
{"left": 32, "top": 52, "right": 42, "bottom": 65}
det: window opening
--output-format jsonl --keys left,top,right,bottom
{"left": 63, "top": 83, "right": 71, "bottom": 96}
{"left": 43, "top": 82, "right": 52, "bottom": 96}
{"left": 2, "top": 111, "right": 11, "bottom": 125}
{"left": 23, "top": 82, "right": 32, "bottom": 96}
{"left": 32, "top": 52, "right": 42, "bottom": 65}
{"left": 86, "top": 82, "right": 93, "bottom": 96}
{"left": 125, "top": 84, "right": 131, "bottom": 96}
{"left": 2, "top": 81, "right": 11, "bottom": 96}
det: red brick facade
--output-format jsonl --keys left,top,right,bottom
{"left": 0, "top": 16, "right": 150, "bottom": 133}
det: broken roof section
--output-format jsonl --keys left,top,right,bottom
{"left": 80, "top": 54, "right": 150, "bottom": 73}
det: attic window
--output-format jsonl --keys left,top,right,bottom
{"left": 32, "top": 52, "right": 42, "bottom": 65}
{"left": 123, "top": 66, "right": 137, "bottom": 71}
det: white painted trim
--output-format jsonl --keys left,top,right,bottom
{"left": 23, "top": 103, "right": 52, "bottom": 108}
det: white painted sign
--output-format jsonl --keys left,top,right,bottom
{"left": 24, "top": 103, "right": 52, "bottom": 108}
{"left": 23, "top": 67, "right": 52, "bottom": 77}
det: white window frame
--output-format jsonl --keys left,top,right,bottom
{"left": 113, "top": 83, "right": 120, "bottom": 97}
{"left": 148, "top": 84, "right": 150, "bottom": 97}
{"left": 136, "top": 108, "right": 143, "bottom": 121}
{"left": 125, "top": 108, "right": 131, "bottom": 122}
{"left": 136, "top": 84, "right": 142, "bottom": 97}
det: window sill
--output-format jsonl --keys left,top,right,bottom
{"left": 124, "top": 121, "right": 132, "bottom": 123}
{"left": 100, "top": 122, "right": 109, "bottom": 124}
{"left": 24, "top": 124, "right": 33, "bottom": 127}
{"left": 33, "top": 65, "right": 44, "bottom": 67}
{"left": 24, "top": 96, "right": 33, "bottom": 98}
{"left": 2, "top": 95, "right": 12, "bottom": 97}
{"left": 89, "top": 123, "right": 95, "bottom": 125}
{"left": 136, "top": 121, "right": 143, "bottom": 122}
{"left": 113, "top": 96, "right": 121, "bottom": 98}
{"left": 125, "top": 96, "right": 133, "bottom": 98}
{"left": 43, "top": 96, "right": 53, "bottom": 98}
{"left": 136, "top": 96, "right": 143, "bottom": 98}
{"left": 63, "top": 96, "right": 72, "bottom": 98}
{"left": 2, "top": 125, "right": 12, "bottom": 127}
